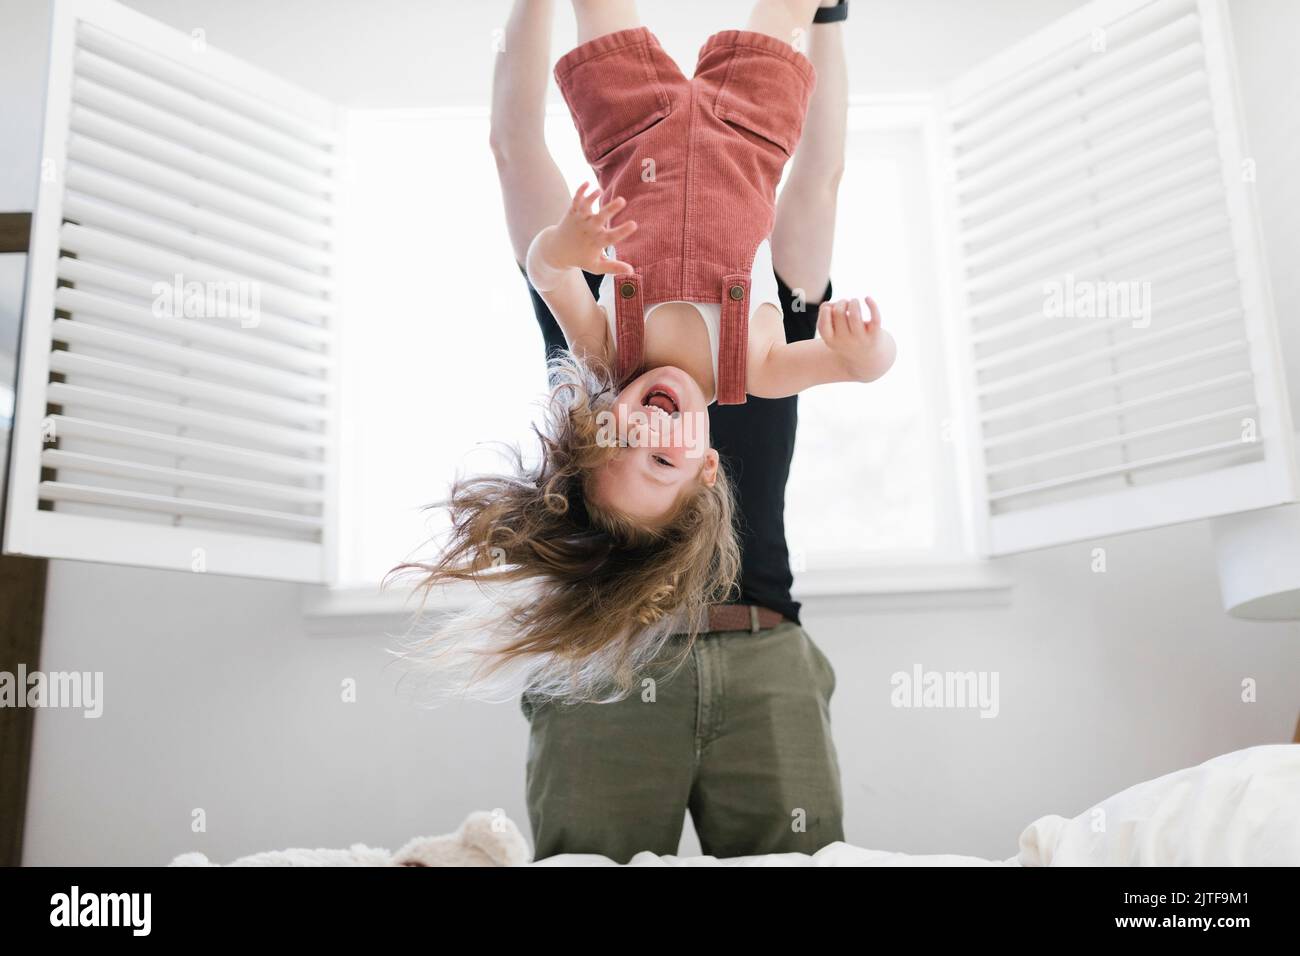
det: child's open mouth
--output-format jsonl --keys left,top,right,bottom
{"left": 642, "top": 384, "right": 681, "bottom": 416}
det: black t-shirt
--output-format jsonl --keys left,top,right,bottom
{"left": 521, "top": 268, "right": 828, "bottom": 624}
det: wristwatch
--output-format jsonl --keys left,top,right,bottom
{"left": 813, "top": 1, "right": 849, "bottom": 24}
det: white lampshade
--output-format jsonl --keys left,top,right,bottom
{"left": 1212, "top": 501, "right": 1300, "bottom": 620}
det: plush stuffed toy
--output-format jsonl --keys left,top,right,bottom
{"left": 170, "top": 810, "right": 531, "bottom": 867}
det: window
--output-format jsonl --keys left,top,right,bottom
{"left": 938, "top": 0, "right": 1296, "bottom": 554}
{"left": 8, "top": 0, "right": 340, "bottom": 582}
{"left": 786, "top": 109, "right": 967, "bottom": 570}
{"left": 8, "top": 0, "right": 1293, "bottom": 603}
{"left": 335, "top": 108, "right": 582, "bottom": 586}
{"left": 335, "top": 102, "right": 964, "bottom": 588}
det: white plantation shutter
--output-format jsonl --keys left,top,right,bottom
{"left": 938, "top": 0, "right": 1297, "bottom": 554}
{"left": 5, "top": 0, "right": 340, "bottom": 581}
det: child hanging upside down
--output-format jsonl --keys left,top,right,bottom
{"left": 527, "top": 0, "right": 895, "bottom": 520}
{"left": 402, "top": 0, "right": 891, "bottom": 704}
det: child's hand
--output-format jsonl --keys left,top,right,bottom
{"left": 539, "top": 182, "right": 639, "bottom": 275}
{"left": 818, "top": 296, "right": 896, "bottom": 383}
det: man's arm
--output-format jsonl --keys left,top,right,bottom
{"left": 491, "top": 0, "right": 618, "bottom": 368}
{"left": 490, "top": 0, "right": 571, "bottom": 265}
{"left": 771, "top": 0, "right": 848, "bottom": 299}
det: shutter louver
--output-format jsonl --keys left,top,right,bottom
{"left": 6, "top": 0, "right": 340, "bottom": 581}
{"left": 938, "top": 0, "right": 1296, "bottom": 554}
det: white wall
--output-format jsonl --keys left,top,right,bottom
{"left": 27, "top": 518, "right": 1300, "bottom": 865}
{"left": 29, "top": 560, "right": 527, "bottom": 863}
{"left": 0, "top": 0, "right": 50, "bottom": 394}
{"left": 1230, "top": 0, "right": 1300, "bottom": 422}
{"left": 114, "top": 0, "right": 1089, "bottom": 106}
{"left": 0, "top": 0, "right": 49, "bottom": 211}
{"left": 12, "top": 0, "right": 1300, "bottom": 864}
{"left": 813, "top": 522, "right": 1299, "bottom": 857}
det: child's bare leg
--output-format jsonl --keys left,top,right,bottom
{"left": 490, "top": 0, "right": 570, "bottom": 263}
{"left": 772, "top": 2, "right": 847, "bottom": 297}
{"left": 571, "top": 0, "right": 640, "bottom": 45}
{"left": 746, "top": 0, "right": 823, "bottom": 43}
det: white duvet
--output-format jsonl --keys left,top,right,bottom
{"left": 534, "top": 744, "right": 1300, "bottom": 867}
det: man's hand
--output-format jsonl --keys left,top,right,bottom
{"left": 537, "top": 182, "right": 638, "bottom": 276}
{"left": 817, "top": 296, "right": 896, "bottom": 383}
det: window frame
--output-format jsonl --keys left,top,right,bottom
{"left": 4, "top": 0, "right": 342, "bottom": 583}
{"left": 785, "top": 96, "right": 982, "bottom": 578}
{"left": 305, "top": 94, "right": 1009, "bottom": 627}
{"left": 934, "top": 0, "right": 1298, "bottom": 556}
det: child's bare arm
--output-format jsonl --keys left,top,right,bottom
{"left": 525, "top": 183, "right": 638, "bottom": 363}
{"left": 747, "top": 297, "right": 897, "bottom": 399}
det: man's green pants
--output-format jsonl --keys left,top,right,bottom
{"left": 520, "top": 621, "right": 844, "bottom": 862}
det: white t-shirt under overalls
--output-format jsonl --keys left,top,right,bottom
{"left": 596, "top": 240, "right": 782, "bottom": 404}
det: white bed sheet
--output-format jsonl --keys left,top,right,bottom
{"left": 535, "top": 745, "right": 1300, "bottom": 867}
{"left": 535, "top": 846, "right": 1011, "bottom": 867}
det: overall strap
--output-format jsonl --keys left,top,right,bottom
{"left": 716, "top": 274, "right": 750, "bottom": 405}
{"left": 613, "top": 273, "right": 645, "bottom": 387}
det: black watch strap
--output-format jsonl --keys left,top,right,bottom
{"left": 813, "top": 1, "right": 849, "bottom": 24}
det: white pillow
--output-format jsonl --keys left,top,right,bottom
{"left": 1017, "top": 744, "right": 1300, "bottom": 866}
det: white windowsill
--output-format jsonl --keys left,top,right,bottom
{"left": 301, "top": 559, "right": 1014, "bottom": 637}
{"left": 792, "top": 559, "right": 1013, "bottom": 612}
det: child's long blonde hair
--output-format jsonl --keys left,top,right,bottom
{"left": 392, "top": 352, "right": 740, "bottom": 704}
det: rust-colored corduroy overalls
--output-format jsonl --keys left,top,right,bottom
{"left": 555, "top": 28, "right": 816, "bottom": 405}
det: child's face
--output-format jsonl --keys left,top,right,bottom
{"left": 589, "top": 366, "right": 719, "bottom": 525}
